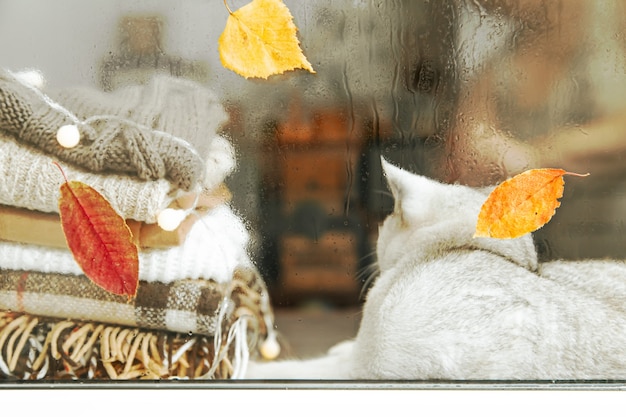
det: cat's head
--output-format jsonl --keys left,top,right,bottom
{"left": 377, "top": 158, "right": 538, "bottom": 273}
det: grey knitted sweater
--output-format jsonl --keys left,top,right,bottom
{"left": 0, "top": 70, "right": 229, "bottom": 191}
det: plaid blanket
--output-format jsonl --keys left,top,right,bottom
{"left": 0, "top": 266, "right": 270, "bottom": 338}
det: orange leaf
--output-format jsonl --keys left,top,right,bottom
{"left": 57, "top": 169, "right": 139, "bottom": 298}
{"left": 475, "top": 168, "right": 589, "bottom": 239}
{"left": 218, "top": 0, "right": 315, "bottom": 79}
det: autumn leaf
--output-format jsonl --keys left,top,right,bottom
{"left": 218, "top": 0, "right": 315, "bottom": 79}
{"left": 56, "top": 164, "right": 139, "bottom": 298}
{"left": 475, "top": 168, "right": 589, "bottom": 239}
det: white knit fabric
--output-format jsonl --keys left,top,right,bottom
{"left": 0, "top": 132, "right": 235, "bottom": 223}
{"left": 0, "top": 204, "right": 250, "bottom": 284}
{"left": 202, "top": 135, "right": 237, "bottom": 192}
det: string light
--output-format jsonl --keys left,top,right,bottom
{"left": 157, "top": 208, "right": 187, "bottom": 232}
{"left": 258, "top": 288, "right": 281, "bottom": 360}
{"left": 56, "top": 124, "right": 81, "bottom": 148}
{"left": 156, "top": 190, "right": 202, "bottom": 232}
{"left": 259, "top": 332, "right": 280, "bottom": 360}
{"left": 13, "top": 69, "right": 46, "bottom": 89}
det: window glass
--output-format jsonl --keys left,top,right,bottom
{"left": 1, "top": 0, "right": 626, "bottom": 387}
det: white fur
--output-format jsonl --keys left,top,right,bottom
{"left": 246, "top": 158, "right": 626, "bottom": 380}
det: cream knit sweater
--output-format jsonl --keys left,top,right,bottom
{"left": 0, "top": 204, "right": 251, "bottom": 284}
{"left": 0, "top": 131, "right": 235, "bottom": 223}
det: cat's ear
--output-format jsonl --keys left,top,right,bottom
{"left": 381, "top": 157, "right": 438, "bottom": 197}
{"left": 380, "top": 157, "right": 408, "bottom": 204}
{"left": 380, "top": 157, "right": 441, "bottom": 220}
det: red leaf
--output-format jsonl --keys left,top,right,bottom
{"left": 57, "top": 168, "right": 139, "bottom": 298}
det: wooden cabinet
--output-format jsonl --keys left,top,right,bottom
{"left": 259, "top": 106, "right": 368, "bottom": 306}
{"left": 280, "top": 231, "right": 360, "bottom": 297}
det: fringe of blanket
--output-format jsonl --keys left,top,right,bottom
{"left": 0, "top": 311, "right": 247, "bottom": 380}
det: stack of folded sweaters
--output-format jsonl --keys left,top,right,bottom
{"left": 0, "top": 70, "right": 276, "bottom": 380}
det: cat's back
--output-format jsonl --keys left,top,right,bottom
{"left": 540, "top": 259, "right": 626, "bottom": 312}
{"left": 352, "top": 248, "right": 626, "bottom": 380}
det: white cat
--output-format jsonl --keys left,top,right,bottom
{"left": 245, "top": 158, "right": 626, "bottom": 380}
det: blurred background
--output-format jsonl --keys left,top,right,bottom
{"left": 3, "top": 0, "right": 626, "bottom": 357}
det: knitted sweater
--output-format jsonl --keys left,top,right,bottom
{"left": 0, "top": 131, "right": 235, "bottom": 223}
{"left": 0, "top": 70, "right": 232, "bottom": 191}
{"left": 0, "top": 204, "right": 251, "bottom": 284}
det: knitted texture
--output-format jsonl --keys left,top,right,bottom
{"left": 0, "top": 132, "right": 173, "bottom": 222}
{"left": 0, "top": 130, "right": 235, "bottom": 222}
{"left": 0, "top": 70, "right": 230, "bottom": 191}
{"left": 0, "top": 205, "right": 251, "bottom": 284}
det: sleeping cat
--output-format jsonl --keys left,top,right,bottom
{"left": 245, "top": 158, "right": 626, "bottom": 380}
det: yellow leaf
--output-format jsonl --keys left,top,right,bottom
{"left": 475, "top": 168, "right": 589, "bottom": 239}
{"left": 218, "top": 0, "right": 315, "bottom": 79}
